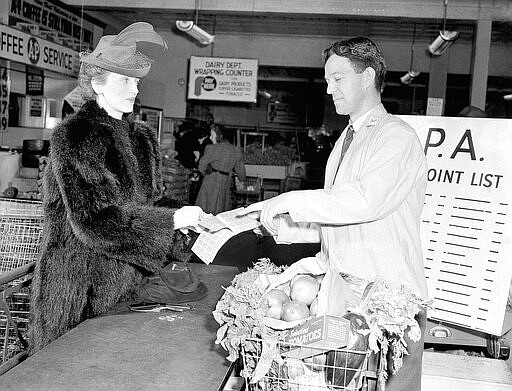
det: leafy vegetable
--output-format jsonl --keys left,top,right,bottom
{"left": 243, "top": 142, "right": 298, "bottom": 166}
{"left": 348, "top": 279, "right": 432, "bottom": 389}
{"left": 213, "top": 259, "right": 288, "bottom": 383}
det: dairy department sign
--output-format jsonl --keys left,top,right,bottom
{"left": 187, "top": 56, "right": 257, "bottom": 102}
{"left": 0, "top": 24, "right": 78, "bottom": 76}
{"left": 401, "top": 115, "right": 512, "bottom": 336}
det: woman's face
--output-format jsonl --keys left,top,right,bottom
{"left": 210, "top": 127, "right": 218, "bottom": 143}
{"left": 93, "top": 72, "right": 139, "bottom": 119}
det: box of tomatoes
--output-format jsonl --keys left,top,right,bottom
{"left": 282, "top": 314, "right": 351, "bottom": 359}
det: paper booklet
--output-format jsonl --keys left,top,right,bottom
{"left": 192, "top": 207, "right": 261, "bottom": 264}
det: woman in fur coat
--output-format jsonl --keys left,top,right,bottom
{"left": 29, "top": 23, "right": 203, "bottom": 352}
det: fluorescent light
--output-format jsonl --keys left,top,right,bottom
{"left": 428, "top": 30, "right": 459, "bottom": 56}
{"left": 258, "top": 90, "right": 272, "bottom": 99}
{"left": 176, "top": 20, "right": 214, "bottom": 45}
{"left": 400, "top": 71, "right": 421, "bottom": 85}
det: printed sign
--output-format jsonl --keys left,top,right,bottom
{"left": 0, "top": 24, "right": 78, "bottom": 76}
{"left": 401, "top": 115, "right": 512, "bottom": 335}
{"left": 140, "top": 106, "right": 162, "bottom": 140}
{"left": 63, "top": 85, "right": 83, "bottom": 112}
{"left": 426, "top": 97, "right": 444, "bottom": 116}
{"left": 9, "top": 0, "right": 95, "bottom": 47}
{"left": 26, "top": 65, "right": 43, "bottom": 95}
{"left": 29, "top": 96, "right": 43, "bottom": 117}
{"left": 187, "top": 56, "right": 258, "bottom": 102}
{"left": 0, "top": 62, "right": 10, "bottom": 132}
{"left": 267, "top": 102, "right": 301, "bottom": 124}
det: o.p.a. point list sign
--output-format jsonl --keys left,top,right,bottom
{"left": 401, "top": 115, "right": 512, "bottom": 336}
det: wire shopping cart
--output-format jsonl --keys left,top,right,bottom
{"left": 234, "top": 177, "right": 263, "bottom": 207}
{"left": 0, "top": 198, "right": 44, "bottom": 373}
{"left": 0, "top": 198, "right": 44, "bottom": 273}
{"left": 241, "top": 337, "right": 375, "bottom": 391}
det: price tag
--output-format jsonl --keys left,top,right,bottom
{"left": 0, "top": 62, "right": 10, "bottom": 133}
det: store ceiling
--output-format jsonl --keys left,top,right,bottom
{"left": 68, "top": 0, "right": 512, "bottom": 43}
{"left": 80, "top": 8, "right": 511, "bottom": 82}
{"left": 77, "top": 2, "right": 512, "bottom": 43}
{"left": 99, "top": 10, "right": 482, "bottom": 41}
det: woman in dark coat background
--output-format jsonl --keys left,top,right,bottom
{"left": 29, "top": 23, "right": 202, "bottom": 352}
{"left": 195, "top": 125, "right": 246, "bottom": 214}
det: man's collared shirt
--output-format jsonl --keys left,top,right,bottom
{"left": 278, "top": 103, "right": 428, "bottom": 298}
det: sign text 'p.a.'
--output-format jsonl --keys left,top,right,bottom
{"left": 401, "top": 115, "right": 512, "bottom": 336}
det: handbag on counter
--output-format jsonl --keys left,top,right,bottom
{"left": 132, "top": 261, "right": 208, "bottom": 304}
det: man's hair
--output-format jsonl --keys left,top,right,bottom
{"left": 322, "top": 37, "right": 386, "bottom": 92}
{"left": 78, "top": 61, "right": 111, "bottom": 100}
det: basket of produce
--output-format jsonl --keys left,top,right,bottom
{"left": 213, "top": 259, "right": 430, "bottom": 391}
{"left": 243, "top": 142, "right": 298, "bottom": 166}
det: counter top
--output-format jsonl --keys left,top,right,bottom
{"left": 0, "top": 263, "right": 238, "bottom": 391}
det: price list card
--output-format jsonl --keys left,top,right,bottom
{"left": 401, "top": 115, "right": 512, "bottom": 336}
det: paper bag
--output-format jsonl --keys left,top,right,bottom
{"left": 266, "top": 256, "right": 327, "bottom": 291}
{"left": 316, "top": 268, "right": 360, "bottom": 317}
{"left": 262, "top": 256, "right": 361, "bottom": 323}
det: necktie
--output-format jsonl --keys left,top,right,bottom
{"left": 340, "top": 124, "right": 354, "bottom": 163}
{"left": 333, "top": 124, "right": 354, "bottom": 182}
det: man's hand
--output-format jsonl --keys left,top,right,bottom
{"left": 173, "top": 205, "right": 205, "bottom": 234}
{"left": 238, "top": 200, "right": 264, "bottom": 220}
{"left": 238, "top": 193, "right": 290, "bottom": 235}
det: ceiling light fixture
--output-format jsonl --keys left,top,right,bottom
{"left": 400, "top": 71, "right": 421, "bottom": 85}
{"left": 176, "top": 20, "right": 214, "bottom": 45}
{"left": 428, "top": 0, "right": 459, "bottom": 56}
{"left": 175, "top": 0, "right": 214, "bottom": 46}
{"left": 258, "top": 90, "right": 272, "bottom": 99}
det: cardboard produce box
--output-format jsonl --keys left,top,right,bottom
{"left": 282, "top": 315, "right": 351, "bottom": 359}
{"left": 245, "top": 164, "right": 287, "bottom": 180}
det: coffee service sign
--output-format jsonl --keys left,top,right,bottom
{"left": 187, "top": 56, "right": 258, "bottom": 103}
{"left": 401, "top": 115, "right": 512, "bottom": 336}
{"left": 0, "top": 24, "right": 78, "bottom": 76}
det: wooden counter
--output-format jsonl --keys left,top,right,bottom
{"left": 0, "top": 263, "right": 238, "bottom": 391}
{"left": 422, "top": 350, "right": 512, "bottom": 390}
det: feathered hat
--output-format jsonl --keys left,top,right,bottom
{"left": 80, "top": 22, "right": 167, "bottom": 78}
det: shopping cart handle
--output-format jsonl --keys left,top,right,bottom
{"left": 0, "top": 261, "right": 36, "bottom": 285}
{"left": 363, "top": 369, "right": 378, "bottom": 380}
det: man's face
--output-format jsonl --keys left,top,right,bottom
{"left": 95, "top": 72, "right": 139, "bottom": 118}
{"left": 324, "top": 54, "right": 367, "bottom": 117}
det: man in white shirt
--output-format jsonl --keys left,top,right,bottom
{"left": 242, "top": 37, "right": 428, "bottom": 390}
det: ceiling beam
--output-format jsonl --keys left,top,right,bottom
{"left": 63, "top": 0, "right": 509, "bottom": 21}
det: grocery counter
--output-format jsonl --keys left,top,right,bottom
{"left": 0, "top": 263, "right": 239, "bottom": 391}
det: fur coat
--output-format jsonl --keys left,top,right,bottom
{"left": 29, "top": 100, "right": 188, "bottom": 352}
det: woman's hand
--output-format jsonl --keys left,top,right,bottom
{"left": 174, "top": 206, "right": 205, "bottom": 234}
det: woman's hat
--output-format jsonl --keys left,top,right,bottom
{"left": 80, "top": 22, "right": 167, "bottom": 78}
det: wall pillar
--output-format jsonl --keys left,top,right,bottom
{"left": 427, "top": 49, "right": 450, "bottom": 115}
{"left": 469, "top": 19, "right": 492, "bottom": 111}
